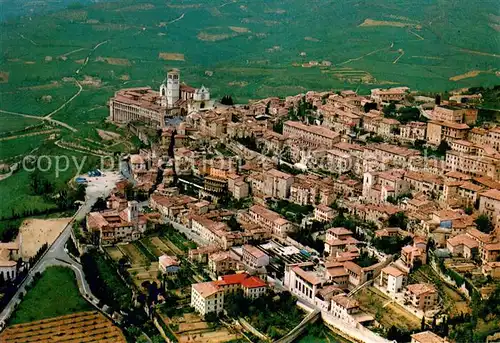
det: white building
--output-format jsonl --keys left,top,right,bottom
{"left": 190, "top": 273, "right": 267, "bottom": 317}
{"left": 285, "top": 265, "right": 323, "bottom": 303}
{"left": 191, "top": 282, "right": 223, "bottom": 317}
{"left": 330, "top": 294, "right": 361, "bottom": 326}
{"left": 379, "top": 265, "right": 406, "bottom": 294}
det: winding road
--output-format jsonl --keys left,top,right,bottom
{"left": 0, "top": 173, "right": 121, "bottom": 329}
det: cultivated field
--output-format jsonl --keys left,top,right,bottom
{"left": 1, "top": 311, "right": 126, "bottom": 343}
{"left": 19, "top": 218, "right": 70, "bottom": 258}
{"left": 161, "top": 312, "right": 241, "bottom": 343}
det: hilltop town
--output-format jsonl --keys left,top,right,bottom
{"left": 1, "top": 69, "right": 500, "bottom": 343}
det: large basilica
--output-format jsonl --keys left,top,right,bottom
{"left": 108, "top": 69, "right": 213, "bottom": 127}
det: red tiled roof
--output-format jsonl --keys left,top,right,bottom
{"left": 241, "top": 276, "right": 267, "bottom": 289}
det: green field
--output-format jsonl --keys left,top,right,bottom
{"left": 0, "top": 113, "right": 41, "bottom": 134}
{"left": 9, "top": 266, "right": 91, "bottom": 324}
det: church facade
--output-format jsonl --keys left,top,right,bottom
{"left": 109, "top": 69, "right": 213, "bottom": 127}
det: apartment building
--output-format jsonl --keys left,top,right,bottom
{"left": 431, "top": 105, "right": 472, "bottom": 124}
{"left": 191, "top": 282, "right": 223, "bottom": 317}
{"left": 446, "top": 234, "right": 479, "bottom": 259}
{"left": 283, "top": 121, "right": 340, "bottom": 148}
{"left": 404, "top": 171, "right": 444, "bottom": 196}
{"left": 370, "top": 87, "right": 409, "bottom": 102}
{"left": 400, "top": 121, "right": 426, "bottom": 141}
{"left": 479, "top": 189, "right": 500, "bottom": 223}
{"left": 314, "top": 204, "right": 335, "bottom": 222}
{"left": 242, "top": 245, "right": 270, "bottom": 269}
{"left": 191, "top": 215, "right": 229, "bottom": 247}
{"left": 367, "top": 144, "right": 421, "bottom": 167}
{"left": 405, "top": 283, "right": 438, "bottom": 311}
{"left": 248, "top": 205, "right": 292, "bottom": 236}
{"left": 191, "top": 273, "right": 267, "bottom": 316}
{"left": 426, "top": 120, "right": 469, "bottom": 145}
{"left": 378, "top": 118, "right": 400, "bottom": 137}
{"left": 446, "top": 151, "right": 500, "bottom": 180}
{"left": 263, "top": 168, "right": 294, "bottom": 199}
{"left": 379, "top": 265, "right": 407, "bottom": 294}
{"left": 208, "top": 251, "right": 240, "bottom": 276}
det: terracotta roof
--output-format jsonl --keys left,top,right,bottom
{"left": 217, "top": 273, "right": 249, "bottom": 285}
{"left": 159, "top": 255, "right": 179, "bottom": 268}
{"left": 447, "top": 234, "right": 479, "bottom": 249}
{"left": 406, "top": 283, "right": 436, "bottom": 296}
{"left": 284, "top": 121, "right": 339, "bottom": 140}
{"left": 343, "top": 261, "right": 362, "bottom": 275}
{"left": 480, "top": 188, "right": 500, "bottom": 201}
{"left": 192, "top": 282, "right": 220, "bottom": 298}
{"left": 428, "top": 120, "right": 469, "bottom": 130}
{"left": 267, "top": 168, "right": 293, "bottom": 179}
{"left": 292, "top": 266, "right": 321, "bottom": 285}
{"left": 328, "top": 227, "right": 352, "bottom": 236}
{"left": 410, "top": 331, "right": 446, "bottom": 343}
{"left": 241, "top": 276, "right": 267, "bottom": 289}
{"left": 243, "top": 245, "right": 267, "bottom": 259}
{"left": 332, "top": 294, "right": 359, "bottom": 309}
{"left": 382, "top": 266, "right": 405, "bottom": 277}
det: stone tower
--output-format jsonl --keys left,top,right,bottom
{"left": 166, "top": 69, "right": 180, "bottom": 108}
{"left": 127, "top": 200, "right": 139, "bottom": 222}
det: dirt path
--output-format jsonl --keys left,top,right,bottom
{"left": 0, "top": 109, "right": 78, "bottom": 132}
{"left": 409, "top": 30, "right": 424, "bottom": 40}
{"left": 393, "top": 50, "right": 405, "bottom": 64}
{"left": 337, "top": 43, "right": 393, "bottom": 66}
{"left": 55, "top": 140, "right": 110, "bottom": 156}
{"left": 168, "top": 13, "right": 185, "bottom": 25}
{"left": 0, "top": 129, "right": 59, "bottom": 141}
{"left": 17, "top": 33, "right": 37, "bottom": 46}
{"left": 44, "top": 80, "right": 82, "bottom": 119}
{"left": 62, "top": 47, "right": 87, "bottom": 57}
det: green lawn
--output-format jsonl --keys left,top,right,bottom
{"left": 9, "top": 266, "right": 91, "bottom": 325}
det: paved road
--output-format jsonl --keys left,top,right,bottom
{"left": 0, "top": 173, "right": 121, "bottom": 328}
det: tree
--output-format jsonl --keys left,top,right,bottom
{"left": 475, "top": 214, "right": 494, "bottom": 233}
{"left": 220, "top": 95, "right": 234, "bottom": 105}
{"left": 388, "top": 212, "right": 408, "bottom": 230}
{"left": 227, "top": 215, "right": 242, "bottom": 231}
{"left": 435, "top": 94, "right": 441, "bottom": 105}
{"left": 92, "top": 197, "right": 107, "bottom": 211}
{"left": 437, "top": 141, "right": 450, "bottom": 155}
{"left": 383, "top": 103, "right": 396, "bottom": 116}
{"left": 364, "top": 102, "right": 378, "bottom": 113}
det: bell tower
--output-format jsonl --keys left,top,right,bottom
{"left": 166, "top": 69, "right": 180, "bottom": 108}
